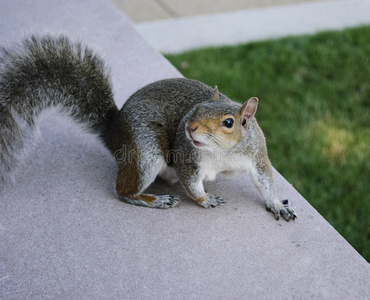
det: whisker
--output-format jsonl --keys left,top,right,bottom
{"left": 207, "top": 134, "right": 229, "bottom": 152}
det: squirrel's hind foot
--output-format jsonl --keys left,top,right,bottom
{"left": 119, "top": 194, "right": 180, "bottom": 209}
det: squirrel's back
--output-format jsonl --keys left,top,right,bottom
{"left": 0, "top": 34, "right": 118, "bottom": 184}
{"left": 120, "top": 78, "right": 235, "bottom": 144}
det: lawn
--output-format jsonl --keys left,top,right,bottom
{"left": 166, "top": 25, "right": 370, "bottom": 262}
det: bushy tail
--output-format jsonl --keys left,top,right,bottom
{"left": 0, "top": 34, "right": 118, "bottom": 185}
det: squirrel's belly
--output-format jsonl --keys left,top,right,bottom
{"left": 203, "top": 171, "right": 217, "bottom": 181}
{"left": 201, "top": 163, "right": 226, "bottom": 181}
{"left": 200, "top": 153, "right": 252, "bottom": 181}
{"left": 199, "top": 159, "right": 217, "bottom": 181}
{"left": 219, "top": 170, "right": 244, "bottom": 178}
{"left": 203, "top": 168, "right": 244, "bottom": 181}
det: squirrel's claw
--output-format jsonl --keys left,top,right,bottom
{"left": 198, "top": 194, "right": 225, "bottom": 208}
{"left": 151, "top": 195, "right": 181, "bottom": 209}
{"left": 281, "top": 199, "right": 297, "bottom": 221}
{"left": 280, "top": 207, "right": 297, "bottom": 221}
{"left": 119, "top": 194, "right": 180, "bottom": 209}
{"left": 267, "top": 199, "right": 297, "bottom": 221}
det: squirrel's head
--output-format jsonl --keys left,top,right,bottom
{"left": 185, "top": 87, "right": 259, "bottom": 152}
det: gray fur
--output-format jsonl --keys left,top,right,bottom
{"left": 0, "top": 34, "right": 296, "bottom": 221}
{"left": 118, "top": 79, "right": 296, "bottom": 220}
{"left": 0, "top": 34, "right": 117, "bottom": 184}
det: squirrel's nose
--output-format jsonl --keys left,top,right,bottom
{"left": 190, "top": 125, "right": 198, "bottom": 132}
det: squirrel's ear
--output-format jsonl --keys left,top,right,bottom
{"left": 240, "top": 97, "right": 259, "bottom": 127}
{"left": 210, "top": 86, "right": 219, "bottom": 102}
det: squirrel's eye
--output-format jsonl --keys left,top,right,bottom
{"left": 222, "top": 118, "right": 234, "bottom": 128}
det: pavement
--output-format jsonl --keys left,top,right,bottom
{"left": 113, "top": 0, "right": 370, "bottom": 53}
{"left": 111, "top": 0, "right": 325, "bottom": 22}
{"left": 0, "top": 0, "right": 369, "bottom": 299}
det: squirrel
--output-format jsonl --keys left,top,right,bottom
{"left": 0, "top": 34, "right": 296, "bottom": 221}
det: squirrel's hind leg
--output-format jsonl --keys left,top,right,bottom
{"left": 115, "top": 149, "right": 180, "bottom": 209}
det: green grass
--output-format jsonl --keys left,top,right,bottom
{"left": 166, "top": 26, "right": 370, "bottom": 262}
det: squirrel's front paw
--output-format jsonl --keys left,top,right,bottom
{"left": 196, "top": 194, "right": 225, "bottom": 208}
{"left": 267, "top": 199, "right": 297, "bottom": 221}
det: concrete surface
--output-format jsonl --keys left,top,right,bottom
{"left": 111, "top": 0, "right": 326, "bottom": 22}
{"left": 0, "top": 0, "right": 369, "bottom": 299}
{"left": 132, "top": 0, "right": 370, "bottom": 53}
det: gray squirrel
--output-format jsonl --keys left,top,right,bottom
{"left": 0, "top": 34, "right": 296, "bottom": 221}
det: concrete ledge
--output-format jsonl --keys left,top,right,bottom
{"left": 0, "top": 0, "right": 369, "bottom": 299}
